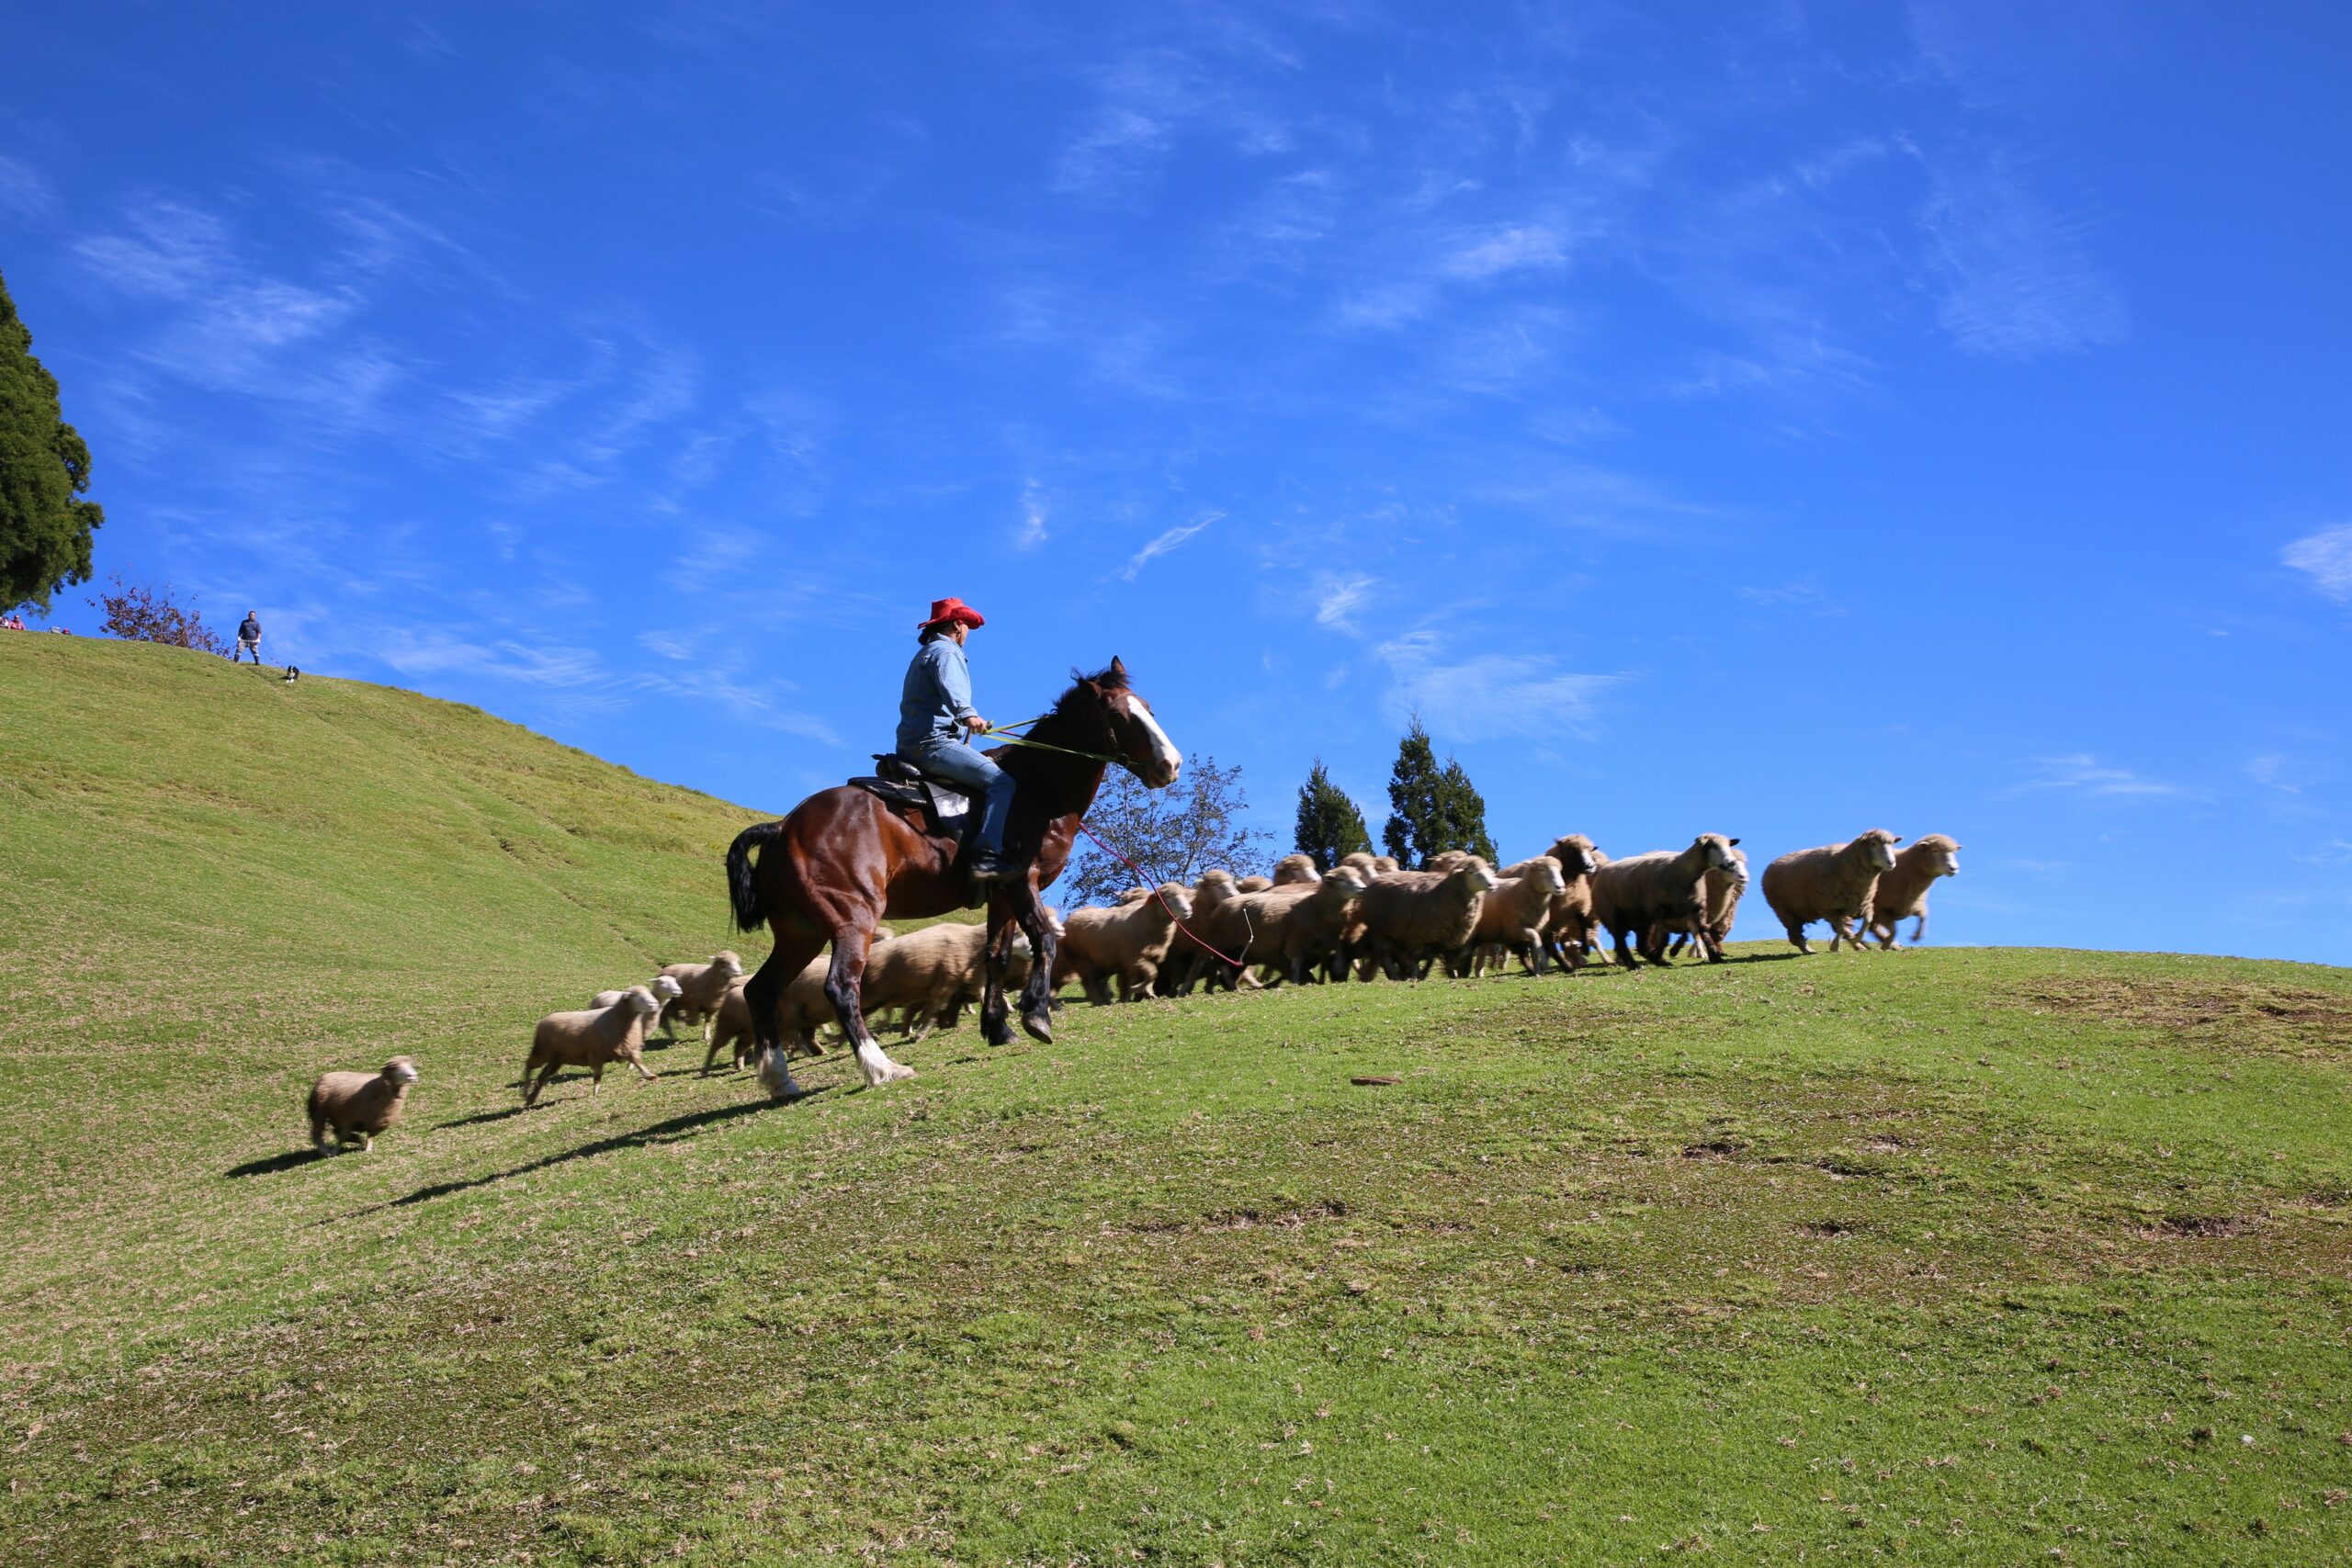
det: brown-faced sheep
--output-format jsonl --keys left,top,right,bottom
{"left": 1761, "top": 829, "right": 1903, "bottom": 954}
{"left": 1056, "top": 884, "right": 1195, "bottom": 1003}
{"left": 1272, "top": 852, "right": 1321, "bottom": 886}
{"left": 1536, "top": 834, "right": 1603, "bottom": 970}
{"left": 1863, "top": 834, "right": 1961, "bottom": 949}
{"left": 592, "top": 974, "right": 684, "bottom": 1011}
{"left": 307, "top": 1057, "right": 418, "bottom": 1153}
{"left": 524, "top": 987, "right": 662, "bottom": 1106}
{"left": 1661, "top": 845, "right": 1749, "bottom": 962}
{"left": 1455, "top": 856, "right": 1568, "bottom": 976}
{"left": 1589, "top": 835, "right": 1743, "bottom": 969}
{"left": 1357, "top": 858, "right": 1498, "bottom": 980}
{"left": 655, "top": 951, "right": 744, "bottom": 1040}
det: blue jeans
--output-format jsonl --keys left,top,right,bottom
{"left": 911, "top": 739, "right": 1015, "bottom": 858}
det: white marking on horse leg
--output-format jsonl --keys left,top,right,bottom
{"left": 854, "top": 1039, "right": 916, "bottom": 1086}
{"left": 757, "top": 1047, "right": 807, "bottom": 1102}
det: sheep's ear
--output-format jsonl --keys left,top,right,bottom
{"left": 1727, "top": 837, "right": 1741, "bottom": 847}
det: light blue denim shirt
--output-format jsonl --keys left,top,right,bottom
{"left": 897, "top": 636, "right": 978, "bottom": 754}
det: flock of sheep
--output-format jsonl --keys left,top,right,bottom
{"left": 299, "top": 828, "right": 1961, "bottom": 1145}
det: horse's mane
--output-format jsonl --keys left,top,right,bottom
{"left": 1047, "top": 662, "right": 1129, "bottom": 719}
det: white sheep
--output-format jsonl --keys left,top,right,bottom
{"left": 1357, "top": 858, "right": 1499, "bottom": 980}
{"left": 1863, "top": 834, "right": 1961, "bottom": 949}
{"left": 1056, "top": 884, "right": 1196, "bottom": 1003}
{"left": 523, "top": 986, "right": 662, "bottom": 1106}
{"left": 592, "top": 974, "right": 684, "bottom": 1010}
{"left": 654, "top": 951, "right": 745, "bottom": 1041}
{"left": 1457, "top": 856, "right": 1568, "bottom": 976}
{"left": 1589, "top": 835, "right": 1743, "bottom": 968}
{"left": 307, "top": 1057, "right": 418, "bottom": 1153}
{"left": 1761, "top": 830, "right": 1902, "bottom": 954}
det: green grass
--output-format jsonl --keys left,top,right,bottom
{"left": 6, "top": 634, "right": 2352, "bottom": 1564}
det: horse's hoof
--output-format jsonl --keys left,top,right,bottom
{"left": 1021, "top": 1010, "right": 1054, "bottom": 1044}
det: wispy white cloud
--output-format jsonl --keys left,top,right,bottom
{"left": 1050, "top": 46, "right": 1293, "bottom": 200}
{"left": 1120, "top": 510, "right": 1222, "bottom": 580}
{"left": 1013, "top": 479, "right": 1050, "bottom": 550}
{"left": 1374, "top": 631, "right": 1618, "bottom": 742}
{"left": 2281, "top": 524, "right": 2352, "bottom": 602}
{"left": 1314, "top": 572, "right": 1374, "bottom": 633}
{"left": 74, "top": 202, "right": 233, "bottom": 299}
{"left": 2007, "top": 753, "right": 2200, "bottom": 802}
{"left": 1916, "top": 150, "right": 2128, "bottom": 359}
{"left": 0, "top": 153, "right": 54, "bottom": 221}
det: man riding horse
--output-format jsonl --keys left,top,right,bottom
{"left": 898, "top": 597, "right": 1018, "bottom": 882}
{"left": 724, "top": 604, "right": 1182, "bottom": 1100}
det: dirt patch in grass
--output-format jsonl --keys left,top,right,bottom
{"left": 2147, "top": 1213, "right": 2267, "bottom": 1239}
{"left": 2013, "top": 976, "right": 2352, "bottom": 1056}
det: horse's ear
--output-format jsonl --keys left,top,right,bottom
{"left": 1108, "top": 655, "right": 1126, "bottom": 679}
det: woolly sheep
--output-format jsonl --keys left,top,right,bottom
{"left": 1271, "top": 852, "right": 1321, "bottom": 886}
{"left": 307, "top": 1057, "right": 418, "bottom": 1154}
{"left": 1162, "top": 870, "right": 1244, "bottom": 996}
{"left": 1455, "top": 856, "right": 1568, "bottom": 977}
{"left": 1357, "top": 858, "right": 1499, "bottom": 980}
{"left": 654, "top": 951, "right": 745, "bottom": 1040}
{"left": 1863, "top": 834, "right": 1961, "bottom": 949}
{"left": 1056, "top": 884, "right": 1196, "bottom": 1003}
{"left": 1234, "top": 875, "right": 1274, "bottom": 893}
{"left": 1661, "top": 845, "right": 1749, "bottom": 962}
{"left": 1199, "top": 868, "right": 1367, "bottom": 988}
{"left": 1761, "top": 829, "right": 1903, "bottom": 954}
{"left": 1589, "top": 835, "right": 1743, "bottom": 969}
{"left": 523, "top": 987, "right": 661, "bottom": 1106}
{"left": 1534, "top": 834, "right": 1603, "bottom": 970}
{"left": 592, "top": 974, "right": 684, "bottom": 1011}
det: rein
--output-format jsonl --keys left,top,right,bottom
{"left": 983, "top": 714, "right": 1251, "bottom": 971}
{"left": 1071, "top": 820, "right": 1251, "bottom": 972}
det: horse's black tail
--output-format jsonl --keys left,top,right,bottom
{"left": 726, "top": 822, "right": 784, "bottom": 933}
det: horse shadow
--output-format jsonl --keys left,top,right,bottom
{"left": 226, "top": 1149, "right": 324, "bottom": 1179}
{"left": 435, "top": 1105, "right": 530, "bottom": 1130}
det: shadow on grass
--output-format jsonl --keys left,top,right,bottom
{"left": 436, "top": 1105, "right": 530, "bottom": 1130}
{"left": 373, "top": 1091, "right": 829, "bottom": 1212}
{"left": 226, "top": 1149, "right": 324, "bottom": 1179}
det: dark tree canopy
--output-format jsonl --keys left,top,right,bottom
{"left": 1294, "top": 758, "right": 1374, "bottom": 872}
{"left": 1382, "top": 718, "right": 1498, "bottom": 869}
{"left": 1060, "top": 751, "right": 1272, "bottom": 908}
{"left": 0, "top": 269, "right": 102, "bottom": 615}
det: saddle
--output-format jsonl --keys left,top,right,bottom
{"left": 847, "top": 754, "right": 973, "bottom": 842}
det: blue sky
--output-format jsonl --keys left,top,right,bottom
{"left": 6, "top": 2, "right": 2349, "bottom": 963}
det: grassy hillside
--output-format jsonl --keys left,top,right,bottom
{"left": 5, "top": 635, "right": 2352, "bottom": 1565}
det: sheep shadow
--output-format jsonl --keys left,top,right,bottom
{"left": 226, "top": 1149, "right": 326, "bottom": 1179}
{"left": 377, "top": 1092, "right": 825, "bottom": 1211}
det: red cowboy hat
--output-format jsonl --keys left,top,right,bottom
{"left": 916, "top": 596, "right": 986, "bottom": 631}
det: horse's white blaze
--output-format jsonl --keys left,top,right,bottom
{"left": 1131, "top": 700, "right": 1181, "bottom": 779}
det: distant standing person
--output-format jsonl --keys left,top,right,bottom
{"left": 235, "top": 611, "right": 262, "bottom": 664}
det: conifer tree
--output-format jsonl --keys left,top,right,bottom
{"left": 0, "top": 268, "right": 103, "bottom": 615}
{"left": 1383, "top": 718, "right": 1498, "bottom": 867}
{"left": 1294, "top": 758, "right": 1373, "bottom": 871}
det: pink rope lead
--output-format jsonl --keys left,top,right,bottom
{"left": 1072, "top": 819, "right": 1253, "bottom": 971}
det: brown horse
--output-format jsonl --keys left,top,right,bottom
{"left": 723, "top": 658, "right": 1180, "bottom": 1100}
